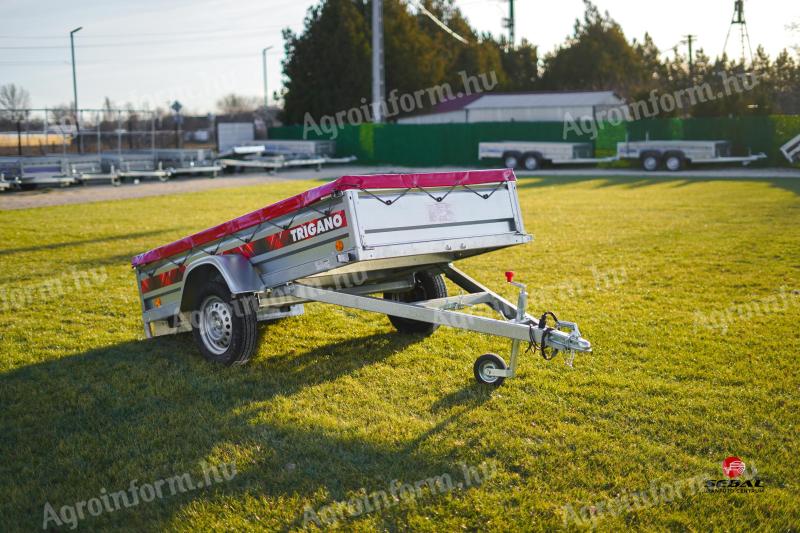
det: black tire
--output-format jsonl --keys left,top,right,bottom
{"left": 522, "top": 152, "right": 542, "bottom": 171}
{"left": 191, "top": 281, "right": 259, "bottom": 365}
{"left": 383, "top": 271, "right": 447, "bottom": 335}
{"left": 502, "top": 151, "right": 521, "bottom": 170}
{"left": 641, "top": 153, "right": 661, "bottom": 171}
{"left": 474, "top": 353, "right": 507, "bottom": 386}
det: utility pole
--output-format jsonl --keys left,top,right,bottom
{"left": 371, "top": 0, "right": 385, "bottom": 123}
{"left": 509, "top": 0, "right": 515, "bottom": 46}
{"left": 70, "top": 26, "right": 83, "bottom": 153}
{"left": 503, "top": 0, "right": 515, "bottom": 48}
{"left": 262, "top": 46, "right": 273, "bottom": 111}
{"left": 683, "top": 34, "right": 696, "bottom": 78}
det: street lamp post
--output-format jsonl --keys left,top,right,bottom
{"left": 70, "top": 26, "right": 83, "bottom": 152}
{"left": 262, "top": 46, "right": 273, "bottom": 111}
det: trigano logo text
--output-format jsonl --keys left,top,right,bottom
{"left": 290, "top": 211, "right": 347, "bottom": 243}
{"left": 705, "top": 456, "right": 765, "bottom": 493}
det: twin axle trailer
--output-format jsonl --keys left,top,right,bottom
{"left": 132, "top": 170, "right": 591, "bottom": 385}
{"left": 217, "top": 142, "right": 355, "bottom": 174}
{"left": 479, "top": 140, "right": 766, "bottom": 172}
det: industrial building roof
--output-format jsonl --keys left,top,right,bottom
{"left": 421, "top": 90, "right": 624, "bottom": 115}
{"left": 464, "top": 91, "right": 624, "bottom": 109}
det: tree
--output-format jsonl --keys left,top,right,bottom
{"left": 216, "top": 94, "right": 260, "bottom": 115}
{"left": 0, "top": 84, "right": 31, "bottom": 120}
{"left": 278, "top": 0, "right": 800, "bottom": 123}
{"left": 281, "top": 0, "right": 371, "bottom": 124}
{"left": 538, "top": 1, "right": 649, "bottom": 98}
{"left": 102, "top": 97, "right": 116, "bottom": 122}
{"left": 500, "top": 39, "right": 539, "bottom": 90}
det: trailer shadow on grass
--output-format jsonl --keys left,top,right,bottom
{"left": 0, "top": 228, "right": 180, "bottom": 258}
{"left": 514, "top": 174, "right": 800, "bottom": 196}
{"left": 0, "top": 331, "right": 494, "bottom": 530}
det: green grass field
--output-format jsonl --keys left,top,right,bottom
{"left": 1, "top": 175, "right": 798, "bottom": 531}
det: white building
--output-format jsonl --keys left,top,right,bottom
{"left": 396, "top": 91, "right": 626, "bottom": 124}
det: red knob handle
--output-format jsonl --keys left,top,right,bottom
{"left": 505, "top": 271, "right": 515, "bottom": 283}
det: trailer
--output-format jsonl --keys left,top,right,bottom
{"left": 155, "top": 149, "right": 221, "bottom": 177}
{"left": 217, "top": 145, "right": 356, "bottom": 174}
{"left": 780, "top": 133, "right": 800, "bottom": 165}
{"left": 617, "top": 140, "right": 766, "bottom": 171}
{"left": 131, "top": 170, "right": 591, "bottom": 386}
{"left": 0, "top": 174, "right": 14, "bottom": 191}
{"left": 61, "top": 155, "right": 118, "bottom": 186}
{"left": 101, "top": 152, "right": 170, "bottom": 182}
{"left": 0, "top": 156, "right": 76, "bottom": 189}
{"left": 261, "top": 140, "right": 336, "bottom": 157}
{"left": 479, "top": 141, "right": 616, "bottom": 171}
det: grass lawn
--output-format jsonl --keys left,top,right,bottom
{"left": 1, "top": 175, "right": 798, "bottom": 531}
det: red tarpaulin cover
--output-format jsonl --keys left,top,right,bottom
{"left": 131, "top": 169, "right": 515, "bottom": 267}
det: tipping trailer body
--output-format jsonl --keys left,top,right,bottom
{"left": 131, "top": 170, "right": 590, "bottom": 384}
{"left": 478, "top": 141, "right": 615, "bottom": 171}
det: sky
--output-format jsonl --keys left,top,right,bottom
{"left": 1, "top": 0, "right": 798, "bottom": 115}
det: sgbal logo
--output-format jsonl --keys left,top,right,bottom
{"left": 705, "top": 456, "right": 765, "bottom": 492}
{"left": 289, "top": 211, "right": 347, "bottom": 243}
{"left": 722, "top": 456, "right": 746, "bottom": 479}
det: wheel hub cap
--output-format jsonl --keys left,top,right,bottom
{"left": 480, "top": 362, "right": 498, "bottom": 383}
{"left": 200, "top": 296, "right": 233, "bottom": 355}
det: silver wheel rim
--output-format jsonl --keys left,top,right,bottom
{"left": 524, "top": 157, "right": 538, "bottom": 170}
{"left": 666, "top": 157, "right": 680, "bottom": 171}
{"left": 644, "top": 157, "right": 658, "bottom": 171}
{"left": 479, "top": 361, "right": 499, "bottom": 383}
{"left": 199, "top": 296, "right": 233, "bottom": 355}
{"left": 504, "top": 157, "right": 518, "bottom": 169}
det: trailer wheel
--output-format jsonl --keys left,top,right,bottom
{"left": 502, "top": 152, "right": 521, "bottom": 170}
{"left": 641, "top": 153, "right": 661, "bottom": 171}
{"left": 383, "top": 271, "right": 447, "bottom": 335}
{"left": 522, "top": 153, "right": 542, "bottom": 171}
{"left": 474, "top": 353, "right": 506, "bottom": 386}
{"left": 192, "top": 281, "right": 259, "bottom": 365}
{"left": 664, "top": 153, "right": 685, "bottom": 172}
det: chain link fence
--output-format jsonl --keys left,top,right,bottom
{"left": 0, "top": 108, "right": 219, "bottom": 156}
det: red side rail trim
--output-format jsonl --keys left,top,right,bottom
{"left": 131, "top": 169, "right": 515, "bottom": 268}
